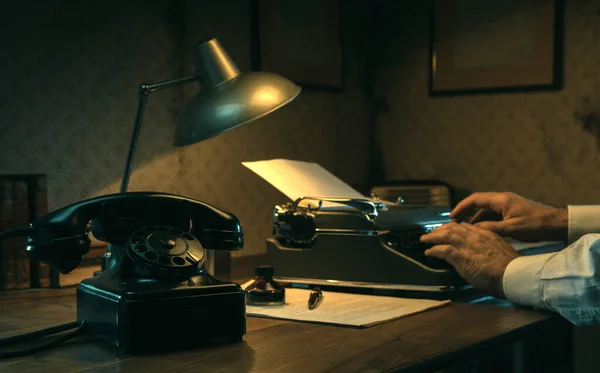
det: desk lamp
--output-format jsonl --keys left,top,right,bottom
{"left": 120, "top": 37, "right": 301, "bottom": 192}
{"left": 96, "top": 37, "right": 301, "bottom": 273}
{"left": 0, "top": 38, "right": 300, "bottom": 357}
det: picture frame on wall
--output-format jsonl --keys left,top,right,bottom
{"left": 251, "top": 0, "right": 343, "bottom": 91}
{"left": 429, "top": 0, "right": 564, "bottom": 96}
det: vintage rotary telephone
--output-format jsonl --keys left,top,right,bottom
{"left": 0, "top": 192, "right": 246, "bottom": 357}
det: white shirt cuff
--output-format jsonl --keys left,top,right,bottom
{"left": 503, "top": 253, "right": 555, "bottom": 309}
{"left": 568, "top": 205, "right": 600, "bottom": 244}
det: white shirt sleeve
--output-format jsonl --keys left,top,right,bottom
{"left": 502, "top": 206, "right": 600, "bottom": 325}
{"left": 568, "top": 205, "right": 600, "bottom": 243}
{"left": 503, "top": 234, "right": 600, "bottom": 325}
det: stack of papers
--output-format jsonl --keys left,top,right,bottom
{"left": 242, "top": 281, "right": 450, "bottom": 328}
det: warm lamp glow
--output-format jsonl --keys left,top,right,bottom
{"left": 250, "top": 86, "right": 282, "bottom": 106}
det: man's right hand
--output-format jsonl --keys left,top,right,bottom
{"left": 451, "top": 192, "right": 568, "bottom": 243}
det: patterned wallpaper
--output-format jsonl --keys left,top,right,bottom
{"left": 0, "top": 0, "right": 372, "bottom": 256}
{"left": 373, "top": 0, "right": 600, "bottom": 207}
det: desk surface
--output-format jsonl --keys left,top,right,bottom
{"left": 0, "top": 284, "right": 571, "bottom": 373}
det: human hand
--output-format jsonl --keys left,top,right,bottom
{"left": 450, "top": 192, "right": 568, "bottom": 243}
{"left": 420, "top": 222, "right": 520, "bottom": 298}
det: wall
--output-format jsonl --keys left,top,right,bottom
{"left": 0, "top": 0, "right": 372, "bottom": 256}
{"left": 373, "top": 0, "right": 600, "bottom": 206}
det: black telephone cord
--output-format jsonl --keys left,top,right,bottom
{"left": 0, "top": 228, "right": 32, "bottom": 240}
{"left": 0, "top": 320, "right": 87, "bottom": 359}
{"left": 0, "top": 229, "right": 87, "bottom": 358}
{"left": 0, "top": 321, "right": 80, "bottom": 347}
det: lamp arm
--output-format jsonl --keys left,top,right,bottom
{"left": 119, "top": 75, "right": 201, "bottom": 193}
{"left": 141, "top": 75, "right": 200, "bottom": 94}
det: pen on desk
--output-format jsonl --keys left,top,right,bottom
{"left": 308, "top": 287, "right": 323, "bottom": 310}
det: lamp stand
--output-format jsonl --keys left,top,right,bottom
{"left": 99, "top": 75, "right": 200, "bottom": 273}
{"left": 119, "top": 75, "right": 199, "bottom": 193}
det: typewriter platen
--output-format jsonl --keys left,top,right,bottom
{"left": 266, "top": 196, "right": 469, "bottom": 293}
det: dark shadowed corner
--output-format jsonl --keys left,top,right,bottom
{"left": 574, "top": 97, "right": 600, "bottom": 148}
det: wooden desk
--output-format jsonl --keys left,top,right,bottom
{"left": 0, "top": 285, "right": 573, "bottom": 373}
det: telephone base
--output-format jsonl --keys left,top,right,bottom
{"left": 76, "top": 270, "right": 246, "bottom": 354}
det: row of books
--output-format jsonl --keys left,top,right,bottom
{"left": 0, "top": 175, "right": 106, "bottom": 290}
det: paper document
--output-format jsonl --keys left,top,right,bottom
{"left": 242, "top": 280, "right": 450, "bottom": 328}
{"left": 241, "top": 159, "right": 366, "bottom": 202}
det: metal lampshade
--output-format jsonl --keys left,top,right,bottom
{"left": 175, "top": 38, "right": 301, "bottom": 147}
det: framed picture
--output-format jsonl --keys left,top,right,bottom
{"left": 429, "top": 0, "right": 564, "bottom": 96}
{"left": 251, "top": 0, "right": 343, "bottom": 91}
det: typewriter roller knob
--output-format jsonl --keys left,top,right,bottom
{"left": 289, "top": 212, "right": 317, "bottom": 242}
{"left": 273, "top": 205, "right": 287, "bottom": 223}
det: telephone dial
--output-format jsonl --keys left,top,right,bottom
{"left": 1, "top": 192, "right": 247, "bottom": 355}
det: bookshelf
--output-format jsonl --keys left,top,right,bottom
{"left": 0, "top": 174, "right": 48, "bottom": 290}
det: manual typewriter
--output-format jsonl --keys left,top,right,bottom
{"left": 266, "top": 196, "right": 469, "bottom": 294}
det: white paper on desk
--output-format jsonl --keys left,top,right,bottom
{"left": 241, "top": 159, "right": 366, "bottom": 202}
{"left": 242, "top": 281, "right": 450, "bottom": 328}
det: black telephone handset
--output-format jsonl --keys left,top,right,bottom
{"left": 25, "top": 191, "right": 243, "bottom": 277}
{"left": 2, "top": 192, "right": 247, "bottom": 355}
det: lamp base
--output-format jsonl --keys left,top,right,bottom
{"left": 77, "top": 267, "right": 246, "bottom": 354}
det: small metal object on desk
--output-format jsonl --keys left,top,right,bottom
{"left": 308, "top": 287, "right": 323, "bottom": 310}
{"left": 459, "top": 207, "right": 482, "bottom": 224}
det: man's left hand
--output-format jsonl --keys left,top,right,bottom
{"left": 420, "top": 222, "right": 520, "bottom": 298}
